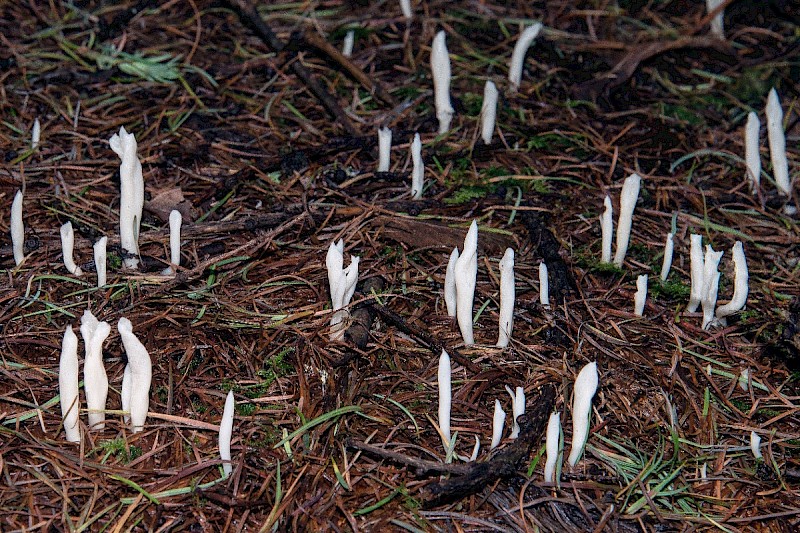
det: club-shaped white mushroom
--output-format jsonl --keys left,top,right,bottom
{"left": 11, "top": 190, "right": 25, "bottom": 266}
{"left": 600, "top": 195, "right": 613, "bottom": 263}
{"left": 109, "top": 126, "right": 144, "bottom": 269}
{"left": 661, "top": 232, "right": 674, "bottom": 281}
{"left": 568, "top": 361, "right": 598, "bottom": 467}
{"left": 706, "top": 0, "right": 725, "bottom": 38}
{"left": 687, "top": 234, "right": 704, "bottom": 313}
{"left": 701, "top": 245, "right": 723, "bottom": 330}
{"left": 410, "top": 133, "right": 424, "bottom": 199}
{"left": 505, "top": 385, "right": 525, "bottom": 439}
{"left": 744, "top": 111, "right": 761, "bottom": 192}
{"left": 613, "top": 173, "right": 641, "bottom": 267}
{"left": 219, "top": 390, "right": 235, "bottom": 476}
{"left": 118, "top": 318, "right": 152, "bottom": 433}
{"left": 544, "top": 412, "right": 561, "bottom": 482}
{"left": 59, "top": 325, "right": 80, "bottom": 443}
{"left": 326, "top": 239, "right": 360, "bottom": 340}
{"left": 766, "top": 88, "right": 790, "bottom": 200}
{"left": 431, "top": 31, "right": 453, "bottom": 134}
{"left": 60, "top": 221, "right": 82, "bottom": 276}
{"left": 32, "top": 118, "right": 41, "bottom": 150}
{"left": 480, "top": 80, "right": 498, "bottom": 145}
{"left": 162, "top": 209, "right": 182, "bottom": 275}
{"left": 94, "top": 236, "right": 107, "bottom": 287}
{"left": 750, "top": 431, "right": 762, "bottom": 460}
{"left": 80, "top": 310, "right": 110, "bottom": 430}
{"left": 342, "top": 30, "right": 354, "bottom": 57}
{"left": 508, "top": 23, "right": 543, "bottom": 91}
{"left": 497, "top": 248, "right": 515, "bottom": 348}
{"left": 454, "top": 221, "right": 478, "bottom": 345}
{"left": 378, "top": 127, "right": 392, "bottom": 173}
{"left": 539, "top": 262, "right": 549, "bottom": 307}
{"left": 716, "top": 242, "right": 748, "bottom": 320}
{"left": 490, "top": 399, "right": 506, "bottom": 449}
{"left": 444, "top": 247, "right": 459, "bottom": 317}
{"left": 437, "top": 349, "right": 452, "bottom": 448}
{"left": 399, "top": 0, "right": 412, "bottom": 19}
{"left": 634, "top": 274, "right": 647, "bottom": 316}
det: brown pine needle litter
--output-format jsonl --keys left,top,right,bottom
{"left": 1, "top": 0, "right": 799, "bottom": 531}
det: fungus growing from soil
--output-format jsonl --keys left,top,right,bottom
{"left": 80, "top": 310, "right": 110, "bottom": 430}
{"left": 32, "top": 118, "right": 41, "bottom": 150}
{"left": 59, "top": 325, "right": 80, "bottom": 443}
{"left": 706, "top": 0, "right": 725, "bottom": 38}
{"left": 505, "top": 385, "right": 525, "bottom": 439}
{"left": 600, "top": 195, "right": 613, "bottom": 263}
{"left": 11, "top": 190, "right": 25, "bottom": 266}
{"left": 119, "top": 317, "right": 153, "bottom": 433}
{"left": 109, "top": 126, "right": 144, "bottom": 269}
{"left": 716, "top": 241, "right": 748, "bottom": 321}
{"left": 568, "top": 361, "right": 598, "bottom": 467}
{"left": 539, "top": 262, "right": 549, "bottom": 307}
{"left": 431, "top": 31, "right": 453, "bottom": 134}
{"left": 377, "top": 127, "right": 392, "bottom": 172}
{"left": 60, "top": 222, "right": 82, "bottom": 276}
{"left": 480, "top": 80, "right": 498, "bottom": 145}
{"left": 661, "top": 232, "right": 674, "bottom": 281}
{"left": 438, "top": 349, "right": 452, "bottom": 448}
{"left": 497, "top": 248, "right": 515, "bottom": 348}
{"left": 634, "top": 274, "right": 647, "bottom": 316}
{"left": 326, "top": 239, "right": 360, "bottom": 340}
{"left": 750, "top": 431, "right": 762, "bottom": 460}
{"left": 220, "top": 390, "right": 235, "bottom": 476}
{"left": 508, "top": 23, "right": 543, "bottom": 91}
{"left": 687, "top": 234, "right": 704, "bottom": 313}
{"left": 342, "top": 30, "right": 354, "bottom": 57}
{"left": 701, "top": 245, "right": 723, "bottom": 330}
{"left": 94, "top": 236, "right": 107, "bottom": 287}
{"left": 745, "top": 111, "right": 761, "bottom": 192}
{"left": 454, "top": 221, "right": 478, "bottom": 345}
{"left": 491, "top": 399, "right": 506, "bottom": 449}
{"left": 399, "top": 0, "right": 412, "bottom": 19}
{"left": 410, "top": 133, "right": 424, "bottom": 199}
{"left": 544, "top": 412, "right": 561, "bottom": 483}
{"left": 162, "top": 209, "right": 182, "bottom": 275}
{"left": 444, "top": 247, "right": 459, "bottom": 317}
{"left": 613, "top": 173, "right": 641, "bottom": 267}
{"left": 766, "top": 88, "right": 790, "bottom": 201}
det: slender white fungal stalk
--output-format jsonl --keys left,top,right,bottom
{"left": 411, "top": 133, "right": 424, "bottom": 199}
{"left": 163, "top": 209, "right": 182, "bottom": 275}
{"left": 497, "top": 248, "right": 515, "bottom": 348}
{"left": 444, "top": 247, "right": 459, "bottom": 317}
{"left": 508, "top": 23, "right": 543, "bottom": 91}
{"left": 567, "top": 361, "right": 598, "bottom": 467}
{"left": 342, "top": 30, "right": 354, "bottom": 57}
{"left": 437, "top": 349, "right": 452, "bottom": 448}
{"left": 399, "top": 0, "right": 412, "bottom": 18}
{"left": 59, "top": 326, "right": 80, "bottom": 443}
{"left": 505, "top": 385, "right": 525, "bottom": 439}
{"left": 60, "top": 221, "right": 82, "bottom": 276}
{"left": 480, "top": 80, "right": 498, "bottom": 145}
{"left": 766, "top": 88, "right": 790, "bottom": 199}
{"left": 739, "top": 368, "right": 749, "bottom": 392}
{"left": 454, "top": 221, "right": 478, "bottom": 345}
{"left": 80, "top": 310, "right": 110, "bottom": 430}
{"left": 687, "top": 234, "right": 704, "bottom": 312}
{"left": 220, "top": 390, "right": 235, "bottom": 476}
{"left": 539, "top": 262, "right": 549, "bottom": 307}
{"left": 660, "top": 232, "right": 674, "bottom": 281}
{"left": 700, "top": 463, "right": 707, "bottom": 479}
{"left": 634, "top": 274, "right": 647, "bottom": 316}
{"left": 706, "top": 0, "right": 725, "bottom": 38}
{"left": 94, "top": 236, "right": 107, "bottom": 287}
{"left": 716, "top": 242, "right": 748, "bottom": 320}
{"left": 109, "top": 126, "right": 144, "bottom": 269}
{"left": 431, "top": 31, "right": 453, "bottom": 134}
{"left": 11, "top": 190, "right": 24, "bottom": 266}
{"left": 600, "top": 195, "right": 613, "bottom": 263}
{"left": 745, "top": 111, "right": 761, "bottom": 192}
{"left": 491, "top": 399, "right": 506, "bottom": 449}
{"left": 701, "top": 245, "right": 724, "bottom": 330}
{"left": 750, "top": 431, "right": 762, "bottom": 460}
{"left": 378, "top": 127, "right": 392, "bottom": 172}
{"left": 544, "top": 412, "right": 561, "bottom": 482}
{"left": 118, "top": 317, "right": 152, "bottom": 433}
{"left": 32, "top": 118, "right": 41, "bottom": 150}
{"left": 469, "top": 435, "right": 480, "bottom": 462}
{"left": 613, "top": 173, "right": 641, "bottom": 267}
{"left": 326, "top": 239, "right": 360, "bottom": 340}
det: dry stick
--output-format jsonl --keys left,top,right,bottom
{"left": 303, "top": 30, "right": 396, "bottom": 108}
{"left": 227, "top": 0, "right": 358, "bottom": 136}
{"left": 346, "top": 440, "right": 471, "bottom": 476}
{"left": 424, "top": 384, "right": 556, "bottom": 507}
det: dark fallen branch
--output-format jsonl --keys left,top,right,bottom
{"left": 347, "top": 440, "right": 470, "bottom": 477}
{"left": 423, "top": 384, "right": 555, "bottom": 507}
{"left": 519, "top": 207, "right": 576, "bottom": 304}
{"left": 226, "top": 0, "right": 358, "bottom": 136}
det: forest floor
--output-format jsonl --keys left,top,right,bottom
{"left": 1, "top": 1, "right": 799, "bottom": 531}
